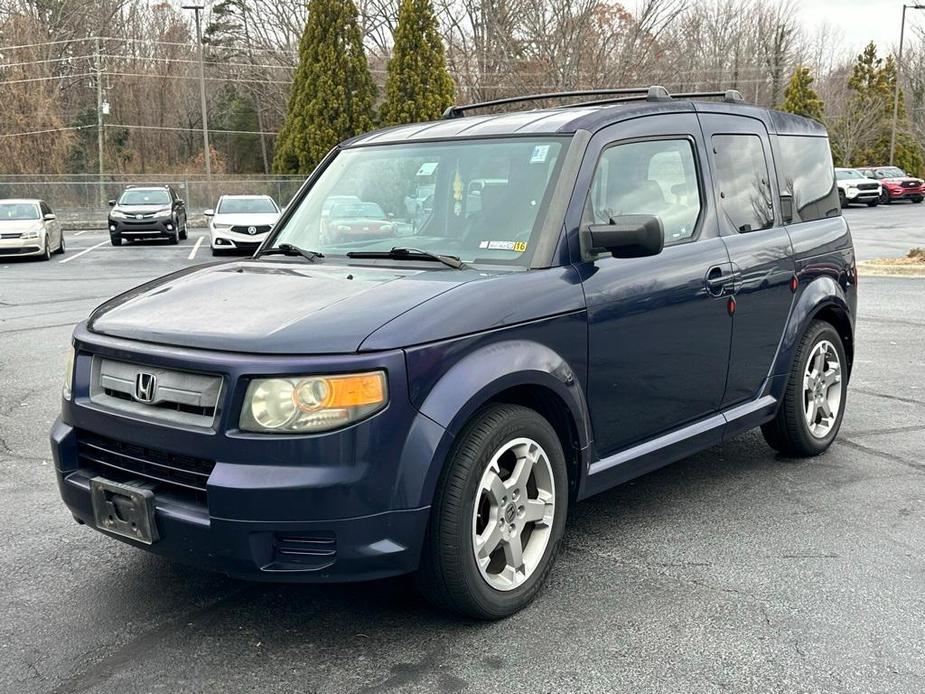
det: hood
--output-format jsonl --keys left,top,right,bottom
{"left": 87, "top": 259, "right": 480, "bottom": 354}
{"left": 0, "top": 219, "right": 41, "bottom": 230}
{"left": 882, "top": 176, "right": 923, "bottom": 185}
{"left": 211, "top": 212, "right": 280, "bottom": 227}
{"left": 113, "top": 204, "right": 171, "bottom": 214}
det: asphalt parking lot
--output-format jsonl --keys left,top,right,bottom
{"left": 0, "top": 205, "right": 923, "bottom": 693}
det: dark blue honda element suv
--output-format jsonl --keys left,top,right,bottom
{"left": 52, "top": 87, "right": 856, "bottom": 619}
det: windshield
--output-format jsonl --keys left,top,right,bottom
{"left": 271, "top": 137, "right": 569, "bottom": 265}
{"left": 119, "top": 189, "right": 171, "bottom": 206}
{"left": 217, "top": 197, "right": 278, "bottom": 214}
{"left": 875, "top": 167, "right": 906, "bottom": 179}
{"left": 836, "top": 169, "right": 863, "bottom": 180}
{"left": 0, "top": 202, "right": 40, "bottom": 221}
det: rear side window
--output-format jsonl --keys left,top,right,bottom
{"left": 711, "top": 134, "right": 774, "bottom": 233}
{"left": 777, "top": 136, "right": 840, "bottom": 223}
{"left": 585, "top": 139, "right": 701, "bottom": 245}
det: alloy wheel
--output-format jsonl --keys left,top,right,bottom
{"left": 471, "top": 437, "right": 556, "bottom": 591}
{"left": 802, "top": 340, "right": 842, "bottom": 438}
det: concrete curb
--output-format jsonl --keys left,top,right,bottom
{"left": 857, "top": 261, "right": 925, "bottom": 278}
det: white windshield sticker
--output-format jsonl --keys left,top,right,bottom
{"left": 416, "top": 162, "right": 438, "bottom": 176}
{"left": 479, "top": 240, "right": 528, "bottom": 252}
{"left": 530, "top": 145, "right": 551, "bottom": 164}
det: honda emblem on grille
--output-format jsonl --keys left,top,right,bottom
{"left": 247, "top": 226, "right": 257, "bottom": 235}
{"left": 134, "top": 372, "right": 157, "bottom": 403}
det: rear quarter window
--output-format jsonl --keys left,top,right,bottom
{"left": 777, "top": 135, "right": 840, "bottom": 223}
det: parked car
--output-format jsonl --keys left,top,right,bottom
{"left": 856, "top": 166, "right": 924, "bottom": 204}
{"left": 834, "top": 168, "right": 881, "bottom": 207}
{"left": 323, "top": 201, "right": 394, "bottom": 242}
{"left": 0, "top": 199, "right": 64, "bottom": 260}
{"left": 108, "top": 185, "right": 188, "bottom": 245}
{"left": 53, "top": 86, "right": 856, "bottom": 620}
{"left": 205, "top": 195, "right": 281, "bottom": 255}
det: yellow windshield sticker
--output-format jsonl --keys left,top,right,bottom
{"left": 479, "top": 240, "right": 528, "bottom": 252}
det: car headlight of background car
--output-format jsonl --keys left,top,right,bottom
{"left": 110, "top": 209, "right": 128, "bottom": 219}
{"left": 63, "top": 345, "right": 75, "bottom": 400}
{"left": 212, "top": 222, "right": 232, "bottom": 229}
{"left": 240, "top": 371, "right": 388, "bottom": 433}
{"left": 153, "top": 208, "right": 173, "bottom": 219}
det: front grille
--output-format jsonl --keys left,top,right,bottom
{"left": 76, "top": 430, "right": 215, "bottom": 503}
{"left": 1, "top": 232, "right": 22, "bottom": 239}
{"left": 901, "top": 180, "right": 921, "bottom": 188}
{"left": 857, "top": 183, "right": 878, "bottom": 191}
{"left": 230, "top": 225, "right": 271, "bottom": 235}
{"left": 89, "top": 357, "right": 223, "bottom": 428}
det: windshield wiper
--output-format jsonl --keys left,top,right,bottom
{"left": 345, "top": 246, "right": 465, "bottom": 269}
{"left": 257, "top": 243, "right": 324, "bottom": 262}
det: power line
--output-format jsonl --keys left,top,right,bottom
{"left": 105, "top": 123, "right": 278, "bottom": 136}
{"left": 0, "top": 124, "right": 94, "bottom": 138}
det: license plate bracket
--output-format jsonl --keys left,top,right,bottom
{"left": 90, "top": 477, "right": 159, "bottom": 545}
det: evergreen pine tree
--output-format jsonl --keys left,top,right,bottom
{"left": 780, "top": 66, "right": 824, "bottom": 122}
{"left": 379, "top": 0, "right": 455, "bottom": 125}
{"left": 273, "top": 0, "right": 375, "bottom": 173}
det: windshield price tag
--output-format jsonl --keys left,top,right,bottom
{"left": 479, "top": 240, "right": 528, "bottom": 252}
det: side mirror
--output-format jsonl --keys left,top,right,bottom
{"left": 588, "top": 214, "right": 664, "bottom": 259}
{"left": 108, "top": 200, "right": 116, "bottom": 207}
{"left": 780, "top": 194, "right": 794, "bottom": 224}
{"left": 204, "top": 209, "right": 215, "bottom": 217}
{"left": 43, "top": 213, "right": 57, "bottom": 221}
{"left": 177, "top": 199, "right": 185, "bottom": 206}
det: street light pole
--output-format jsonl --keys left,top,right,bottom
{"left": 183, "top": 1, "right": 212, "bottom": 183}
{"left": 889, "top": 3, "right": 925, "bottom": 165}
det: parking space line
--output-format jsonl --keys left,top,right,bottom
{"left": 188, "top": 236, "right": 204, "bottom": 260}
{"left": 73, "top": 229, "right": 98, "bottom": 236}
{"left": 59, "top": 240, "right": 109, "bottom": 264}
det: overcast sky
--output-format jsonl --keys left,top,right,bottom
{"left": 799, "top": 0, "right": 924, "bottom": 55}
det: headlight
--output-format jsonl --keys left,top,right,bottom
{"left": 110, "top": 210, "right": 128, "bottom": 219}
{"left": 63, "top": 345, "right": 75, "bottom": 400}
{"left": 213, "top": 222, "right": 232, "bottom": 229}
{"left": 21, "top": 228, "right": 40, "bottom": 239}
{"left": 240, "top": 371, "right": 387, "bottom": 433}
{"left": 154, "top": 209, "right": 172, "bottom": 219}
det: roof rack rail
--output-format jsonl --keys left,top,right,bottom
{"left": 442, "top": 88, "right": 656, "bottom": 119}
{"left": 442, "top": 86, "right": 747, "bottom": 118}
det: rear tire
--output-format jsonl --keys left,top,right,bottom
{"left": 416, "top": 404, "right": 568, "bottom": 620}
{"left": 761, "top": 320, "right": 847, "bottom": 457}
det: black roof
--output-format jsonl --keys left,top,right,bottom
{"left": 345, "top": 95, "right": 827, "bottom": 148}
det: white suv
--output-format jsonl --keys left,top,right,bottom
{"left": 835, "top": 168, "right": 881, "bottom": 208}
{"left": 205, "top": 195, "right": 281, "bottom": 255}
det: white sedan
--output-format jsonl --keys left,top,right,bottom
{"left": 205, "top": 195, "right": 281, "bottom": 255}
{"left": 0, "top": 199, "right": 65, "bottom": 261}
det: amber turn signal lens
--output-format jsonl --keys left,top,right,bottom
{"left": 327, "top": 372, "right": 386, "bottom": 408}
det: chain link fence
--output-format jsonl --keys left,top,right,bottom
{"left": 0, "top": 174, "right": 307, "bottom": 228}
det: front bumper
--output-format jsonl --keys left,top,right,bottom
{"left": 844, "top": 187, "right": 879, "bottom": 201}
{"left": 53, "top": 419, "right": 428, "bottom": 581}
{"left": 885, "top": 186, "right": 925, "bottom": 200}
{"left": 0, "top": 237, "right": 43, "bottom": 256}
{"left": 109, "top": 217, "right": 177, "bottom": 239}
{"left": 210, "top": 227, "right": 269, "bottom": 252}
{"left": 50, "top": 326, "right": 445, "bottom": 582}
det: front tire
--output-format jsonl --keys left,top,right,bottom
{"left": 866, "top": 199, "right": 879, "bottom": 207}
{"left": 761, "top": 320, "right": 847, "bottom": 457}
{"left": 913, "top": 196, "right": 923, "bottom": 204}
{"left": 416, "top": 404, "right": 568, "bottom": 620}
{"left": 40, "top": 237, "right": 52, "bottom": 261}
{"left": 55, "top": 234, "right": 66, "bottom": 254}
{"left": 880, "top": 190, "right": 891, "bottom": 204}
{"left": 838, "top": 191, "right": 847, "bottom": 208}
{"left": 110, "top": 236, "right": 122, "bottom": 247}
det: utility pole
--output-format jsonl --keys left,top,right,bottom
{"left": 95, "top": 37, "right": 105, "bottom": 209}
{"left": 183, "top": 1, "right": 212, "bottom": 184}
{"left": 890, "top": 4, "right": 925, "bottom": 165}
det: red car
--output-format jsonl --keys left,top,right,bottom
{"left": 326, "top": 201, "right": 395, "bottom": 242}
{"left": 858, "top": 166, "right": 924, "bottom": 204}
